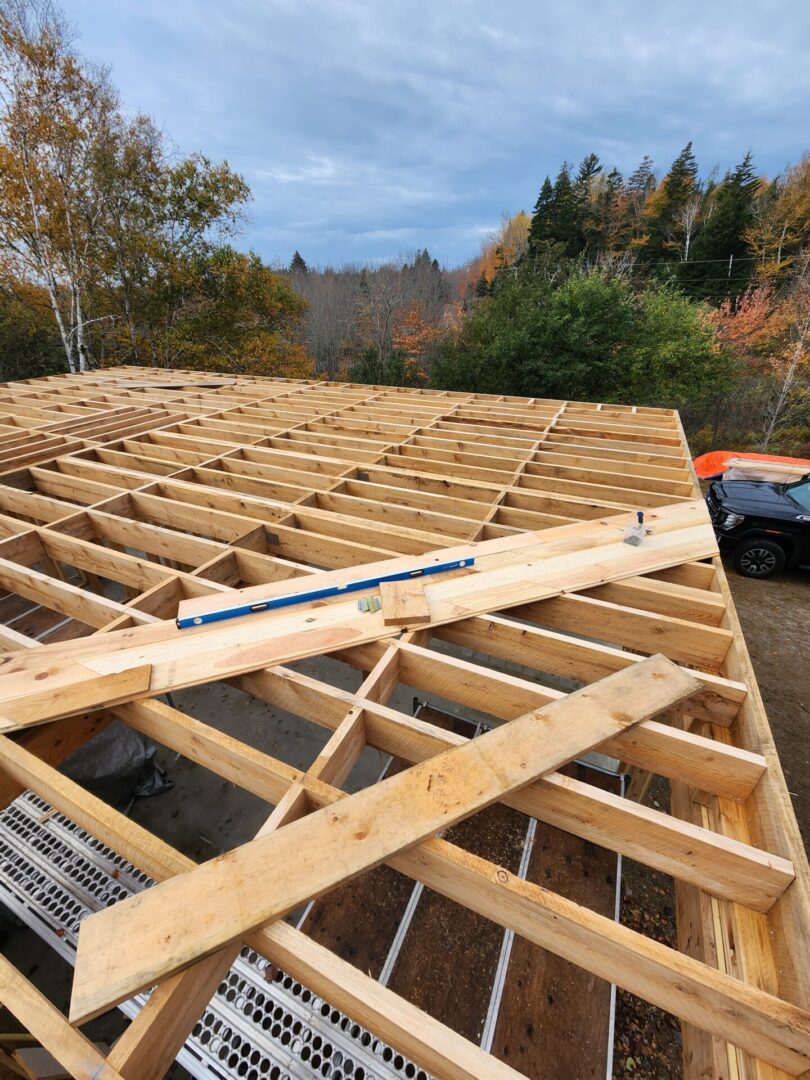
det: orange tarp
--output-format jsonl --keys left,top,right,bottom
{"left": 693, "top": 450, "right": 810, "bottom": 480}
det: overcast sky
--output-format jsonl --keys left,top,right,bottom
{"left": 65, "top": 0, "right": 809, "bottom": 269}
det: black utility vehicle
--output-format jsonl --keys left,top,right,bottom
{"left": 706, "top": 474, "right": 810, "bottom": 578}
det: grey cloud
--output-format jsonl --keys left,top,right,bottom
{"left": 65, "top": 0, "right": 810, "bottom": 265}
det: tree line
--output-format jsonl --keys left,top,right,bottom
{"left": 436, "top": 146, "right": 810, "bottom": 453}
{"left": 522, "top": 144, "right": 807, "bottom": 301}
{"left": 286, "top": 248, "right": 450, "bottom": 385}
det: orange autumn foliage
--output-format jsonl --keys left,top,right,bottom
{"left": 475, "top": 212, "right": 531, "bottom": 285}
{"left": 392, "top": 300, "right": 437, "bottom": 356}
{"left": 712, "top": 286, "right": 774, "bottom": 360}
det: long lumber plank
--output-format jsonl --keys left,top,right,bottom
{"left": 326, "top": 637, "right": 756, "bottom": 798}
{"left": 431, "top": 614, "right": 747, "bottom": 727}
{"left": 0, "top": 502, "right": 718, "bottom": 730}
{"left": 10, "top": 711, "right": 798, "bottom": 1079}
{"left": 176, "top": 498, "right": 710, "bottom": 622}
{"left": 236, "top": 654, "right": 758, "bottom": 800}
{"left": 120, "top": 673, "right": 786, "bottom": 911}
{"left": 117, "top": 683, "right": 784, "bottom": 907}
{"left": 108, "top": 674, "right": 374, "bottom": 1080}
{"left": 3, "top": 662, "right": 803, "bottom": 1073}
{"left": 70, "top": 656, "right": 701, "bottom": 1022}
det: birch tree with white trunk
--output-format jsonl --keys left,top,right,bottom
{"left": 761, "top": 260, "right": 810, "bottom": 451}
{"left": 0, "top": 0, "right": 117, "bottom": 371}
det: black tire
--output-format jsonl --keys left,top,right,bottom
{"left": 732, "top": 538, "right": 786, "bottom": 579}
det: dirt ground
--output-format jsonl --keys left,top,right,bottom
{"left": 725, "top": 559, "right": 810, "bottom": 847}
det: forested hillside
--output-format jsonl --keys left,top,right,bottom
{"left": 0, "top": 1, "right": 807, "bottom": 454}
{"left": 435, "top": 148, "right": 810, "bottom": 454}
{"left": 290, "top": 148, "right": 809, "bottom": 454}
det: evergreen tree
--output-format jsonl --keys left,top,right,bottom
{"left": 591, "top": 167, "right": 627, "bottom": 254}
{"left": 475, "top": 272, "right": 491, "bottom": 297}
{"left": 663, "top": 142, "right": 698, "bottom": 206}
{"left": 289, "top": 250, "right": 308, "bottom": 274}
{"left": 574, "top": 153, "right": 603, "bottom": 255}
{"left": 575, "top": 153, "right": 602, "bottom": 190}
{"left": 628, "top": 155, "right": 656, "bottom": 196}
{"left": 549, "top": 163, "right": 581, "bottom": 256}
{"left": 641, "top": 142, "right": 699, "bottom": 261}
{"left": 680, "top": 152, "right": 759, "bottom": 301}
{"left": 527, "top": 176, "right": 555, "bottom": 259}
{"left": 527, "top": 164, "right": 585, "bottom": 259}
{"left": 627, "top": 155, "right": 656, "bottom": 243}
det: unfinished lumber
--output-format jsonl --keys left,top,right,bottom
{"left": 70, "top": 657, "right": 700, "bottom": 1021}
{"left": 108, "top": 660, "right": 385, "bottom": 1080}
{"left": 431, "top": 614, "right": 747, "bottom": 726}
{"left": 0, "top": 501, "right": 717, "bottom": 730}
{"left": 117, "top": 675, "right": 782, "bottom": 906}
{"left": 379, "top": 576, "right": 431, "bottom": 625}
{"left": 0, "top": 369, "right": 805, "bottom": 1080}
{"left": 3, "top": 675, "right": 807, "bottom": 1073}
{"left": 0, "top": 956, "right": 123, "bottom": 1080}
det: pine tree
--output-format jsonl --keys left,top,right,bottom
{"left": 627, "top": 155, "right": 656, "bottom": 243}
{"left": 527, "top": 177, "right": 555, "bottom": 259}
{"left": 574, "top": 154, "right": 602, "bottom": 255}
{"left": 628, "top": 155, "right": 656, "bottom": 196}
{"left": 641, "top": 143, "right": 699, "bottom": 261}
{"left": 575, "top": 153, "right": 602, "bottom": 190}
{"left": 289, "top": 250, "right": 308, "bottom": 274}
{"left": 663, "top": 143, "right": 699, "bottom": 207}
{"left": 591, "top": 167, "right": 628, "bottom": 254}
{"left": 550, "top": 163, "right": 581, "bottom": 256}
{"left": 680, "top": 152, "right": 759, "bottom": 301}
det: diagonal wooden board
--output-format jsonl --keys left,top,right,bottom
{"left": 0, "top": 501, "right": 717, "bottom": 731}
{"left": 70, "top": 656, "right": 702, "bottom": 1023}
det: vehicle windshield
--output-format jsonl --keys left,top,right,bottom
{"left": 788, "top": 481, "right": 810, "bottom": 510}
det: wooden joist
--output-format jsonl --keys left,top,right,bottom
{"left": 0, "top": 956, "right": 123, "bottom": 1080}
{"left": 115, "top": 680, "right": 781, "bottom": 906}
{"left": 0, "top": 369, "right": 805, "bottom": 1080}
{"left": 70, "top": 657, "right": 702, "bottom": 1020}
{"left": 0, "top": 500, "right": 717, "bottom": 730}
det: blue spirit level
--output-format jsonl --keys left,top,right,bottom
{"left": 176, "top": 557, "right": 475, "bottom": 629}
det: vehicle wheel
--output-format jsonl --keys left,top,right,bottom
{"left": 732, "top": 539, "right": 785, "bottom": 579}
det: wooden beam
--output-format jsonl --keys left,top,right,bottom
{"left": 235, "top": 652, "right": 757, "bottom": 801}
{"left": 1, "top": 685, "right": 808, "bottom": 1074}
{"left": 0, "top": 663, "right": 151, "bottom": 732}
{"left": 70, "top": 657, "right": 701, "bottom": 1022}
{"left": 388, "top": 838, "right": 810, "bottom": 1075}
{"left": 0, "top": 710, "right": 523, "bottom": 1080}
{"left": 0, "top": 502, "right": 718, "bottom": 730}
{"left": 430, "top": 614, "right": 747, "bottom": 726}
{"left": 0, "top": 956, "right": 123, "bottom": 1080}
{"left": 118, "top": 671, "right": 782, "bottom": 907}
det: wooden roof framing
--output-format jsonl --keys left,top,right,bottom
{"left": 0, "top": 367, "right": 806, "bottom": 1080}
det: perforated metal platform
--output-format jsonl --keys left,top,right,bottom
{"left": 0, "top": 790, "right": 428, "bottom": 1080}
